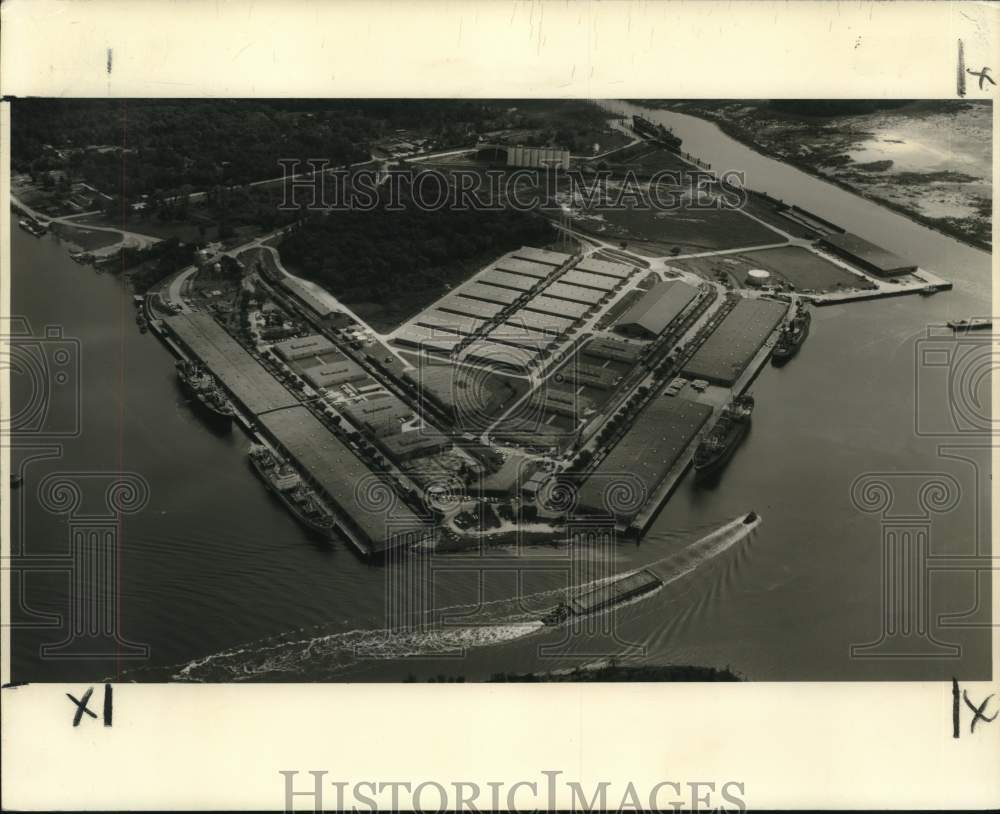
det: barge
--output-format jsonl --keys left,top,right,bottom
{"left": 947, "top": 318, "right": 992, "bottom": 332}
{"left": 542, "top": 567, "right": 663, "bottom": 625}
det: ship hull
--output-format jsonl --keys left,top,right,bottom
{"left": 694, "top": 418, "right": 750, "bottom": 479}
{"left": 176, "top": 372, "right": 234, "bottom": 430}
{"left": 248, "top": 453, "right": 338, "bottom": 541}
{"left": 772, "top": 312, "right": 811, "bottom": 364}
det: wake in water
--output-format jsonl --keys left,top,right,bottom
{"left": 128, "top": 513, "right": 760, "bottom": 681}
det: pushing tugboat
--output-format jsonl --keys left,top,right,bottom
{"left": 248, "top": 444, "right": 338, "bottom": 540}
{"left": 176, "top": 359, "right": 235, "bottom": 430}
{"left": 772, "top": 303, "right": 811, "bottom": 364}
{"left": 694, "top": 394, "right": 754, "bottom": 479}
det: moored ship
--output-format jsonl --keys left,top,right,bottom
{"left": 631, "top": 114, "right": 683, "bottom": 152}
{"left": 694, "top": 394, "right": 754, "bottom": 478}
{"left": 772, "top": 304, "right": 811, "bottom": 363}
{"left": 248, "top": 444, "right": 338, "bottom": 539}
{"left": 175, "top": 359, "right": 235, "bottom": 429}
{"left": 947, "top": 318, "right": 992, "bottom": 332}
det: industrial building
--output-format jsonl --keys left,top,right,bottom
{"left": 392, "top": 324, "right": 462, "bottom": 354}
{"left": 543, "top": 386, "right": 594, "bottom": 418}
{"left": 613, "top": 281, "right": 699, "bottom": 340}
{"left": 513, "top": 247, "right": 572, "bottom": 267}
{"left": 682, "top": 298, "right": 788, "bottom": 385}
{"left": 303, "top": 360, "right": 367, "bottom": 390}
{"left": 495, "top": 258, "right": 555, "bottom": 279}
{"left": 819, "top": 232, "right": 917, "bottom": 277}
{"left": 477, "top": 143, "right": 571, "bottom": 171}
{"left": 560, "top": 269, "right": 620, "bottom": 292}
{"left": 524, "top": 295, "right": 590, "bottom": 320}
{"left": 460, "top": 282, "right": 522, "bottom": 306}
{"left": 257, "top": 406, "right": 429, "bottom": 557}
{"left": 416, "top": 311, "right": 486, "bottom": 336}
{"left": 544, "top": 281, "right": 606, "bottom": 305}
{"left": 437, "top": 295, "right": 504, "bottom": 320}
{"left": 481, "top": 269, "right": 539, "bottom": 292}
{"left": 344, "top": 392, "right": 413, "bottom": 437}
{"left": 488, "top": 324, "right": 554, "bottom": 352}
{"left": 274, "top": 334, "right": 337, "bottom": 362}
{"left": 460, "top": 339, "right": 538, "bottom": 371}
{"left": 574, "top": 257, "right": 634, "bottom": 279}
{"left": 582, "top": 336, "right": 643, "bottom": 364}
{"left": 577, "top": 396, "right": 713, "bottom": 517}
{"left": 554, "top": 362, "right": 621, "bottom": 390}
{"left": 504, "top": 309, "right": 575, "bottom": 336}
{"left": 377, "top": 430, "right": 450, "bottom": 462}
{"left": 165, "top": 312, "right": 301, "bottom": 416}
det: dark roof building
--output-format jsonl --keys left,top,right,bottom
{"left": 682, "top": 298, "right": 788, "bottom": 385}
{"left": 577, "top": 396, "right": 712, "bottom": 518}
{"left": 819, "top": 232, "right": 917, "bottom": 277}
{"left": 344, "top": 392, "right": 414, "bottom": 437}
{"left": 613, "top": 281, "right": 698, "bottom": 340}
{"left": 258, "top": 406, "right": 429, "bottom": 556}
{"left": 377, "top": 430, "right": 450, "bottom": 462}
{"left": 582, "top": 336, "right": 643, "bottom": 364}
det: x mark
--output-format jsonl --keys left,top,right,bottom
{"left": 963, "top": 690, "right": 998, "bottom": 733}
{"left": 66, "top": 687, "right": 98, "bottom": 727}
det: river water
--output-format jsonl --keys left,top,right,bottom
{"left": 10, "top": 102, "right": 992, "bottom": 682}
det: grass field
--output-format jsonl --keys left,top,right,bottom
{"left": 673, "top": 246, "right": 874, "bottom": 293}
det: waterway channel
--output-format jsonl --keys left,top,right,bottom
{"left": 10, "top": 101, "right": 992, "bottom": 681}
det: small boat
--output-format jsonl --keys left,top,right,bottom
{"left": 947, "top": 318, "right": 992, "bottom": 332}
{"left": 743, "top": 510, "right": 758, "bottom": 525}
{"left": 10, "top": 474, "right": 24, "bottom": 489}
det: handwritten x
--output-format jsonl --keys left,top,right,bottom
{"left": 66, "top": 687, "right": 97, "bottom": 727}
{"left": 963, "top": 690, "right": 997, "bottom": 733}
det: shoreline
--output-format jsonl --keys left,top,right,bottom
{"left": 651, "top": 103, "right": 992, "bottom": 255}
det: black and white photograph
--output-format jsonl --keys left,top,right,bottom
{"left": 8, "top": 94, "right": 992, "bottom": 684}
{"left": 1, "top": 1, "right": 997, "bottom": 811}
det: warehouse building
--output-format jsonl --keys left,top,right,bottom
{"left": 577, "top": 396, "right": 712, "bottom": 518}
{"left": 543, "top": 386, "right": 594, "bottom": 418}
{"left": 819, "top": 232, "right": 917, "bottom": 277}
{"left": 460, "top": 339, "right": 538, "bottom": 371}
{"left": 495, "top": 258, "right": 555, "bottom": 279}
{"left": 344, "top": 392, "right": 414, "bottom": 437}
{"left": 460, "top": 282, "right": 523, "bottom": 306}
{"left": 504, "top": 309, "right": 575, "bottom": 336}
{"left": 582, "top": 336, "right": 643, "bottom": 364}
{"left": 682, "top": 298, "right": 788, "bottom": 385}
{"left": 377, "top": 430, "right": 451, "bottom": 463}
{"left": 274, "top": 334, "right": 337, "bottom": 362}
{"left": 303, "top": 359, "right": 367, "bottom": 390}
{"left": 613, "top": 281, "right": 699, "bottom": 340}
{"left": 553, "top": 362, "right": 622, "bottom": 390}
{"left": 560, "top": 269, "right": 619, "bottom": 292}
{"left": 544, "top": 281, "right": 606, "bottom": 305}
{"left": 575, "top": 257, "right": 634, "bottom": 279}
{"left": 524, "top": 295, "right": 590, "bottom": 320}
{"left": 437, "top": 295, "right": 504, "bottom": 320}
{"left": 481, "top": 269, "right": 539, "bottom": 292}
{"left": 513, "top": 247, "right": 572, "bottom": 267}
{"left": 257, "top": 406, "right": 429, "bottom": 557}
{"left": 416, "top": 311, "right": 486, "bottom": 336}
{"left": 392, "top": 325, "right": 462, "bottom": 354}
{"left": 488, "top": 324, "right": 554, "bottom": 352}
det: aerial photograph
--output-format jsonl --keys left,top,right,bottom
{"left": 8, "top": 98, "right": 992, "bottom": 683}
